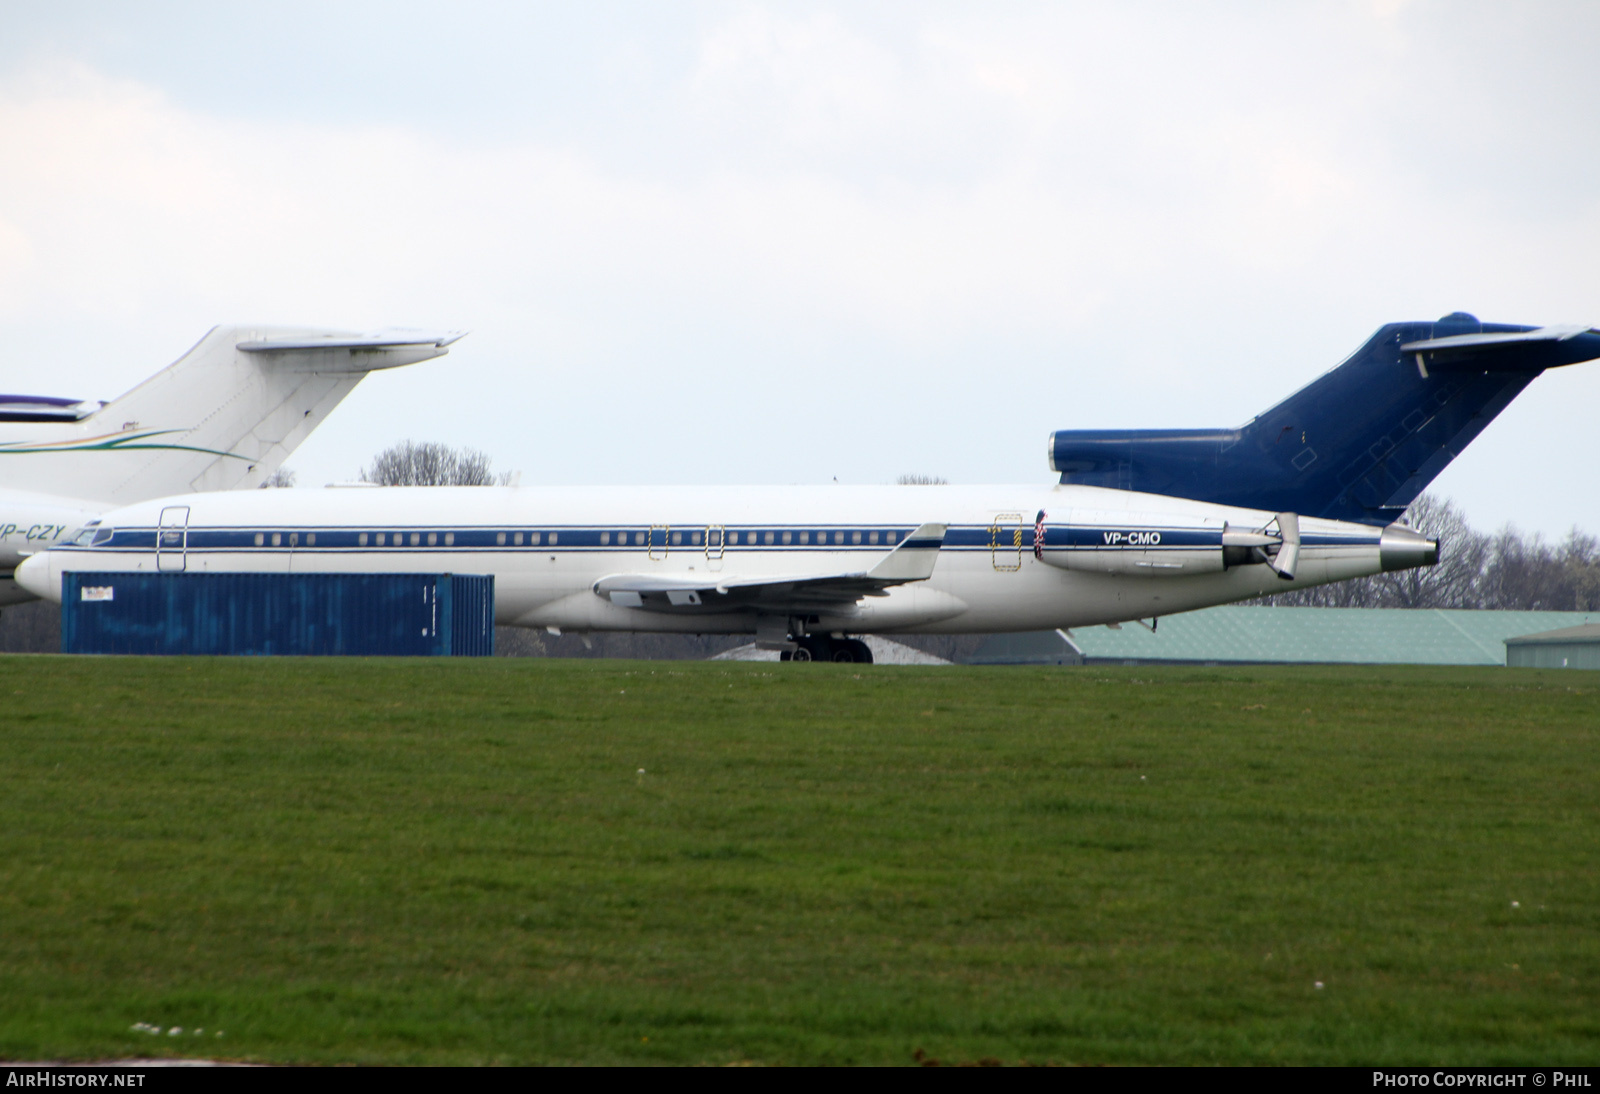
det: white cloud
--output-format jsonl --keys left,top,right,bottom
{"left": 1, "top": 4, "right": 1598, "bottom": 535}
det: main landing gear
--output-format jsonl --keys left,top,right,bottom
{"left": 781, "top": 636, "right": 873, "bottom": 663}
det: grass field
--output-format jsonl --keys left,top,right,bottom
{"left": 0, "top": 656, "right": 1596, "bottom": 1065}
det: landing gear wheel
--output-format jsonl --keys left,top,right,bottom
{"left": 785, "top": 636, "right": 868, "bottom": 663}
{"left": 791, "top": 636, "right": 836, "bottom": 663}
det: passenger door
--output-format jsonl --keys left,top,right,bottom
{"left": 156, "top": 506, "right": 190, "bottom": 573}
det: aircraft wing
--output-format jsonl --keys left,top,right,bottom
{"left": 592, "top": 522, "right": 947, "bottom": 613}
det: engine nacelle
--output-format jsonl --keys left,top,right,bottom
{"left": 1035, "top": 511, "right": 1292, "bottom": 579}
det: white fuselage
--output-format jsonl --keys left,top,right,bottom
{"left": 0, "top": 488, "right": 102, "bottom": 567}
{"left": 19, "top": 482, "right": 1395, "bottom": 634}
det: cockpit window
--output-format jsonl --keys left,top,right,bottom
{"left": 69, "top": 524, "right": 112, "bottom": 547}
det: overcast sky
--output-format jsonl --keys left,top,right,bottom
{"left": 3, "top": 1, "right": 1598, "bottom": 536}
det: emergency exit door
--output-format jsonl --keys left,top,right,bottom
{"left": 990, "top": 512, "right": 1023, "bottom": 571}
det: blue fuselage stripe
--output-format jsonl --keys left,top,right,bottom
{"left": 65, "top": 522, "right": 1381, "bottom": 556}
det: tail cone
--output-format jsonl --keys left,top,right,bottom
{"left": 1379, "top": 524, "right": 1440, "bottom": 573}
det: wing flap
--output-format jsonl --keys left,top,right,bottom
{"left": 593, "top": 522, "right": 947, "bottom": 613}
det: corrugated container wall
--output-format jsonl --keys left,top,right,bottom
{"left": 62, "top": 572, "right": 494, "bottom": 656}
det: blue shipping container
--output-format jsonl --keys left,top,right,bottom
{"left": 61, "top": 572, "right": 495, "bottom": 656}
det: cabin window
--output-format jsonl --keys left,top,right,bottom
{"left": 729, "top": 532, "right": 739, "bottom": 545}
{"left": 548, "top": 532, "right": 558, "bottom": 545}
{"left": 427, "top": 532, "right": 438, "bottom": 547}
{"left": 496, "top": 532, "right": 506, "bottom": 546}
{"left": 255, "top": 533, "right": 265, "bottom": 547}
{"left": 869, "top": 531, "right": 879, "bottom": 545}
{"left": 410, "top": 533, "right": 421, "bottom": 546}
{"left": 887, "top": 530, "right": 900, "bottom": 544}
{"left": 799, "top": 531, "right": 809, "bottom": 544}
{"left": 692, "top": 531, "right": 702, "bottom": 546}
{"left": 834, "top": 531, "right": 845, "bottom": 545}
{"left": 601, "top": 531, "right": 610, "bottom": 545}
{"left": 358, "top": 533, "right": 368, "bottom": 546}
{"left": 781, "top": 531, "right": 792, "bottom": 545}
{"left": 444, "top": 532, "right": 455, "bottom": 546}
{"left": 763, "top": 531, "right": 774, "bottom": 545}
{"left": 272, "top": 533, "right": 282, "bottom": 547}
{"left": 306, "top": 533, "right": 316, "bottom": 546}
{"left": 376, "top": 533, "right": 386, "bottom": 546}
{"left": 852, "top": 531, "right": 862, "bottom": 544}
{"left": 671, "top": 532, "right": 682, "bottom": 546}
{"left": 393, "top": 532, "right": 402, "bottom": 545}
{"left": 289, "top": 533, "right": 299, "bottom": 548}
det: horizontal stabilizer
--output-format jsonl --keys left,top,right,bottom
{"left": 593, "top": 522, "right": 947, "bottom": 614}
{"left": 237, "top": 330, "right": 466, "bottom": 352}
{"left": 0, "top": 395, "right": 102, "bottom": 423}
{"left": 1401, "top": 325, "right": 1598, "bottom": 353}
{"left": 237, "top": 330, "right": 465, "bottom": 373}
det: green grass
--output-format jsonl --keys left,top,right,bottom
{"left": 0, "top": 656, "right": 1596, "bottom": 1065}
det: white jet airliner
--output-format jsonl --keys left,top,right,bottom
{"left": 17, "top": 483, "right": 1434, "bottom": 662}
{"left": 18, "top": 313, "right": 1598, "bottom": 663}
{"left": 0, "top": 326, "right": 462, "bottom": 604}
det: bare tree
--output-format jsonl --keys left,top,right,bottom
{"left": 1480, "top": 527, "right": 1600, "bottom": 611}
{"left": 1368, "top": 494, "right": 1488, "bottom": 609}
{"left": 896, "top": 474, "right": 948, "bottom": 485}
{"left": 259, "top": 468, "right": 296, "bottom": 488}
{"left": 360, "top": 441, "right": 509, "bottom": 486}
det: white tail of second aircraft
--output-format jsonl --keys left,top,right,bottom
{"left": 0, "top": 326, "right": 462, "bottom": 505}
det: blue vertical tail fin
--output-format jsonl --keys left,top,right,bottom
{"left": 1049, "top": 313, "right": 1600, "bottom": 524}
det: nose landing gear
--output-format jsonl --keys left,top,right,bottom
{"left": 780, "top": 636, "right": 873, "bottom": 663}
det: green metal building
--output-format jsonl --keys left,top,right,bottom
{"left": 966, "top": 606, "right": 1600, "bottom": 667}
{"left": 1504, "top": 623, "right": 1600, "bottom": 670}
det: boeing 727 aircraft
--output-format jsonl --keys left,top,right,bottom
{"left": 18, "top": 314, "right": 1599, "bottom": 661}
{"left": 0, "top": 326, "right": 461, "bottom": 603}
